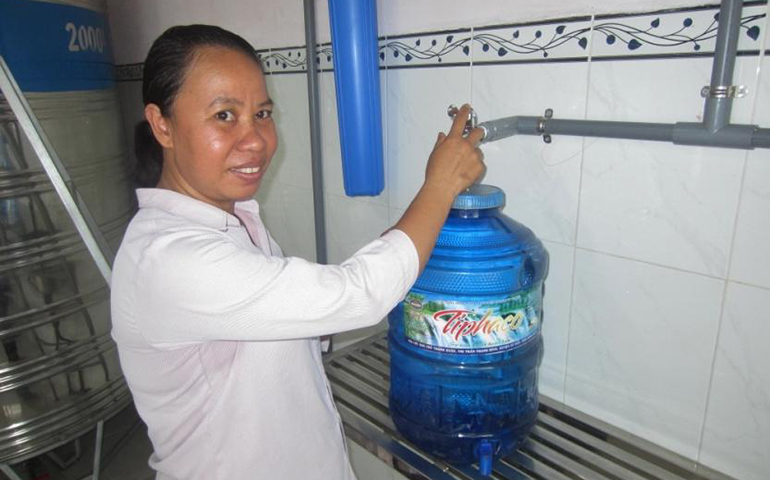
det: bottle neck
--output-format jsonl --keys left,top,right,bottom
{"left": 449, "top": 207, "right": 500, "bottom": 219}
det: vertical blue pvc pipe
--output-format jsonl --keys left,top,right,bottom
{"left": 328, "top": 0, "right": 384, "bottom": 196}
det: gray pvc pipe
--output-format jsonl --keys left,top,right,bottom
{"left": 704, "top": 0, "right": 743, "bottom": 131}
{"left": 476, "top": 0, "right": 770, "bottom": 151}
{"left": 304, "top": 0, "right": 328, "bottom": 264}
{"left": 545, "top": 119, "right": 675, "bottom": 142}
{"left": 480, "top": 116, "right": 674, "bottom": 144}
{"left": 478, "top": 116, "right": 768, "bottom": 150}
{"left": 753, "top": 128, "right": 770, "bottom": 148}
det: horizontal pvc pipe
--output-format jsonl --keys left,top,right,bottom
{"left": 478, "top": 116, "right": 674, "bottom": 144}
{"left": 478, "top": 116, "right": 769, "bottom": 150}
{"left": 545, "top": 119, "right": 675, "bottom": 143}
{"left": 479, "top": 116, "right": 538, "bottom": 143}
{"left": 753, "top": 128, "right": 770, "bottom": 148}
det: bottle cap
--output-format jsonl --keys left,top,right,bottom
{"left": 451, "top": 184, "right": 505, "bottom": 210}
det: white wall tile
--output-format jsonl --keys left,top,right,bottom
{"left": 579, "top": 58, "right": 749, "bottom": 276}
{"left": 386, "top": 67, "right": 471, "bottom": 210}
{"left": 323, "top": 194, "right": 391, "bottom": 265}
{"left": 473, "top": 62, "right": 587, "bottom": 244}
{"left": 374, "top": 0, "right": 709, "bottom": 40}
{"left": 730, "top": 56, "right": 770, "bottom": 289}
{"left": 256, "top": 182, "right": 316, "bottom": 262}
{"left": 324, "top": 195, "right": 391, "bottom": 349}
{"left": 264, "top": 74, "right": 312, "bottom": 191}
{"left": 106, "top": 0, "right": 307, "bottom": 63}
{"left": 565, "top": 250, "right": 723, "bottom": 459}
{"left": 585, "top": 56, "right": 759, "bottom": 125}
{"left": 388, "top": 207, "right": 406, "bottom": 227}
{"left": 699, "top": 282, "right": 770, "bottom": 480}
{"left": 578, "top": 139, "right": 744, "bottom": 277}
{"left": 539, "top": 241, "right": 574, "bottom": 402}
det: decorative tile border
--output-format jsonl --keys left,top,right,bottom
{"left": 383, "top": 28, "right": 472, "bottom": 67}
{"left": 114, "top": 2, "right": 768, "bottom": 77}
{"left": 259, "top": 46, "right": 306, "bottom": 74}
{"left": 590, "top": 3, "right": 766, "bottom": 59}
{"left": 472, "top": 17, "right": 592, "bottom": 64}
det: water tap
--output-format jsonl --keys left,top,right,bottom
{"left": 447, "top": 104, "right": 478, "bottom": 137}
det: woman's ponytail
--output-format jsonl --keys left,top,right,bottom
{"left": 133, "top": 120, "right": 163, "bottom": 188}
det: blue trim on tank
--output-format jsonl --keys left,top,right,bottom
{"left": 0, "top": 0, "right": 115, "bottom": 92}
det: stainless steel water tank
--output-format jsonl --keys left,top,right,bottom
{"left": 0, "top": 0, "right": 133, "bottom": 463}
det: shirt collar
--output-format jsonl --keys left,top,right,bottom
{"left": 136, "top": 188, "right": 260, "bottom": 231}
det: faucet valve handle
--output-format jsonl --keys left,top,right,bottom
{"left": 447, "top": 104, "right": 478, "bottom": 136}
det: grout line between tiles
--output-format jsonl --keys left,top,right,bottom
{"left": 561, "top": 13, "right": 596, "bottom": 406}
{"left": 469, "top": 26, "right": 475, "bottom": 107}
{"left": 542, "top": 237, "right": 770, "bottom": 292}
{"left": 694, "top": 1, "right": 770, "bottom": 465}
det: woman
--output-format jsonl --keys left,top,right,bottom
{"left": 111, "top": 25, "right": 484, "bottom": 480}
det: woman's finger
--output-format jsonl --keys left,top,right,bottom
{"left": 448, "top": 104, "right": 471, "bottom": 138}
{"left": 466, "top": 127, "right": 485, "bottom": 147}
{"left": 434, "top": 132, "right": 446, "bottom": 148}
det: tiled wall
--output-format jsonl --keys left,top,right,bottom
{"left": 112, "top": 2, "right": 770, "bottom": 479}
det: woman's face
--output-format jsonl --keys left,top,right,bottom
{"left": 148, "top": 46, "right": 277, "bottom": 213}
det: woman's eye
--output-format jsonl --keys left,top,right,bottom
{"left": 215, "top": 111, "right": 235, "bottom": 121}
{"left": 256, "top": 109, "right": 273, "bottom": 120}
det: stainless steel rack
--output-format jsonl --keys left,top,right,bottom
{"left": 324, "top": 332, "right": 736, "bottom": 480}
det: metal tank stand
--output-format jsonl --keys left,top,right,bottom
{"left": 0, "top": 421, "right": 103, "bottom": 480}
{"left": 324, "top": 332, "right": 737, "bottom": 480}
{"left": 0, "top": 54, "right": 114, "bottom": 480}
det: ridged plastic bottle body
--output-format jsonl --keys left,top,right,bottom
{"left": 388, "top": 206, "right": 548, "bottom": 466}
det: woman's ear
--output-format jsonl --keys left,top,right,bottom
{"left": 145, "top": 104, "right": 174, "bottom": 149}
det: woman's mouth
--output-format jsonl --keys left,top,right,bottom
{"left": 230, "top": 165, "right": 264, "bottom": 183}
{"left": 231, "top": 166, "right": 261, "bottom": 174}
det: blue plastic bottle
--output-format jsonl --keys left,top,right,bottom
{"left": 388, "top": 184, "right": 549, "bottom": 475}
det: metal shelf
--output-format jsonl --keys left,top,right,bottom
{"left": 324, "top": 332, "right": 735, "bottom": 480}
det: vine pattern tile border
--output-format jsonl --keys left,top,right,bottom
{"left": 259, "top": 46, "right": 306, "bottom": 73}
{"left": 384, "top": 28, "right": 472, "bottom": 67}
{"left": 114, "top": 3, "right": 768, "bottom": 78}
{"left": 590, "top": 3, "right": 766, "bottom": 58}
{"left": 472, "top": 18, "right": 592, "bottom": 64}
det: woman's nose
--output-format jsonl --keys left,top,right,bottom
{"left": 238, "top": 122, "right": 268, "bottom": 152}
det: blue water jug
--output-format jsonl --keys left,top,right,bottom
{"left": 388, "top": 184, "right": 549, "bottom": 475}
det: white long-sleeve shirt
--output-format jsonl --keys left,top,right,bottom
{"left": 110, "top": 189, "right": 419, "bottom": 480}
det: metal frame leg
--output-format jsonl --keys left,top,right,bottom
{"left": 0, "top": 463, "right": 24, "bottom": 480}
{"left": 92, "top": 420, "right": 104, "bottom": 480}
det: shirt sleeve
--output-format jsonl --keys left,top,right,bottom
{"left": 133, "top": 228, "right": 419, "bottom": 346}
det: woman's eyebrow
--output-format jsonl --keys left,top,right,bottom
{"left": 208, "top": 97, "right": 274, "bottom": 108}
{"left": 209, "top": 96, "right": 242, "bottom": 108}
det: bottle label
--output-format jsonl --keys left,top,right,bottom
{"left": 402, "top": 288, "right": 541, "bottom": 354}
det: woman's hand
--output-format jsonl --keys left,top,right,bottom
{"left": 393, "top": 104, "right": 486, "bottom": 272}
{"left": 424, "top": 104, "right": 486, "bottom": 197}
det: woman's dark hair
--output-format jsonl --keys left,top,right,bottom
{"left": 134, "top": 25, "right": 262, "bottom": 187}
